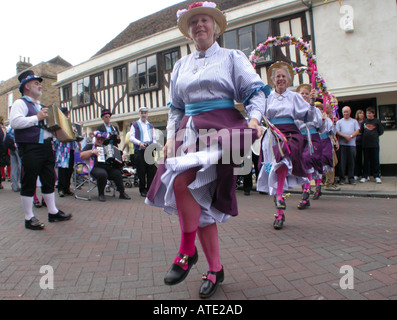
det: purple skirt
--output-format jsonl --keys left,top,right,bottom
{"left": 147, "top": 108, "right": 257, "bottom": 217}
{"left": 320, "top": 137, "right": 334, "bottom": 169}
{"left": 301, "top": 132, "right": 323, "bottom": 174}
{"left": 258, "top": 123, "right": 306, "bottom": 178}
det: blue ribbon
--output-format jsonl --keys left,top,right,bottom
{"left": 185, "top": 99, "right": 234, "bottom": 116}
{"left": 300, "top": 127, "right": 318, "bottom": 135}
{"left": 269, "top": 117, "right": 295, "bottom": 125}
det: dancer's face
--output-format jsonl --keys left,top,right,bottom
{"left": 274, "top": 69, "right": 289, "bottom": 94}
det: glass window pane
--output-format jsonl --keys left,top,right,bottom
{"left": 255, "top": 21, "right": 272, "bottom": 61}
{"left": 223, "top": 30, "right": 237, "bottom": 49}
{"left": 239, "top": 32, "right": 252, "bottom": 56}
{"left": 165, "top": 53, "right": 171, "bottom": 71}
{"left": 122, "top": 67, "right": 127, "bottom": 82}
{"left": 147, "top": 55, "right": 157, "bottom": 87}
{"left": 255, "top": 22, "right": 270, "bottom": 45}
{"left": 147, "top": 55, "right": 156, "bottom": 73}
{"left": 171, "top": 51, "right": 179, "bottom": 65}
{"left": 83, "top": 77, "right": 90, "bottom": 104}
{"left": 148, "top": 72, "right": 157, "bottom": 87}
{"left": 128, "top": 62, "right": 138, "bottom": 91}
{"left": 138, "top": 62, "right": 147, "bottom": 89}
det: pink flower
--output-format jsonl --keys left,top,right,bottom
{"left": 176, "top": 9, "right": 188, "bottom": 18}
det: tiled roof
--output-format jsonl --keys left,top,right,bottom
{"left": 93, "top": 0, "right": 257, "bottom": 57}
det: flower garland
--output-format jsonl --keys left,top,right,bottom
{"left": 249, "top": 35, "right": 338, "bottom": 113}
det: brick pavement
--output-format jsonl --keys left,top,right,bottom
{"left": 0, "top": 179, "right": 397, "bottom": 300}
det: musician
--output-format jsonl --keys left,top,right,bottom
{"left": 9, "top": 70, "right": 72, "bottom": 230}
{"left": 80, "top": 131, "right": 131, "bottom": 202}
{"left": 129, "top": 107, "right": 157, "bottom": 197}
{"left": 96, "top": 109, "right": 121, "bottom": 147}
{"left": 54, "top": 107, "right": 78, "bottom": 197}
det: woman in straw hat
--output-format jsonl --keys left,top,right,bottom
{"left": 145, "top": 1, "right": 270, "bottom": 298}
{"left": 256, "top": 62, "right": 317, "bottom": 230}
{"left": 294, "top": 84, "right": 322, "bottom": 208}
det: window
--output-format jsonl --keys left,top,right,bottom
{"left": 222, "top": 21, "right": 272, "bottom": 62}
{"left": 62, "top": 85, "right": 71, "bottom": 102}
{"left": 72, "top": 77, "right": 90, "bottom": 106}
{"left": 164, "top": 51, "right": 179, "bottom": 71}
{"left": 7, "top": 92, "right": 13, "bottom": 119}
{"left": 92, "top": 73, "right": 104, "bottom": 91}
{"left": 114, "top": 65, "right": 127, "bottom": 84}
{"left": 128, "top": 54, "right": 158, "bottom": 92}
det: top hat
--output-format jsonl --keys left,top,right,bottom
{"left": 18, "top": 70, "right": 43, "bottom": 94}
{"left": 101, "top": 109, "right": 112, "bottom": 118}
{"left": 177, "top": 2, "right": 227, "bottom": 39}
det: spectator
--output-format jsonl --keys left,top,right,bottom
{"left": 5, "top": 126, "right": 21, "bottom": 192}
{"left": 323, "top": 103, "right": 341, "bottom": 191}
{"left": 96, "top": 109, "right": 121, "bottom": 147}
{"left": 80, "top": 131, "right": 131, "bottom": 202}
{"left": 0, "top": 117, "right": 11, "bottom": 182}
{"left": 336, "top": 106, "right": 360, "bottom": 185}
{"left": 354, "top": 109, "right": 365, "bottom": 180}
{"left": 360, "top": 107, "right": 384, "bottom": 183}
{"left": 129, "top": 107, "right": 157, "bottom": 197}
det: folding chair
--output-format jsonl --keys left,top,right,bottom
{"left": 73, "top": 152, "right": 116, "bottom": 200}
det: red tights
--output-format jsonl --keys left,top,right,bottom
{"left": 173, "top": 168, "right": 221, "bottom": 272}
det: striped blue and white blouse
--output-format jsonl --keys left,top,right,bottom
{"left": 166, "top": 41, "right": 266, "bottom": 138}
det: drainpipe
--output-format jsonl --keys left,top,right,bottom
{"left": 301, "top": 0, "right": 316, "bottom": 54}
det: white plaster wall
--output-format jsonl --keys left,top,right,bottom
{"left": 313, "top": 0, "right": 397, "bottom": 93}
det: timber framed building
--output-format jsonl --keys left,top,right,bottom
{"left": 54, "top": 0, "right": 397, "bottom": 175}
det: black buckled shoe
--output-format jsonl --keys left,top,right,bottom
{"left": 25, "top": 217, "right": 45, "bottom": 230}
{"left": 48, "top": 210, "right": 72, "bottom": 222}
{"left": 273, "top": 213, "right": 285, "bottom": 230}
{"left": 297, "top": 199, "right": 310, "bottom": 210}
{"left": 199, "top": 267, "right": 224, "bottom": 299}
{"left": 274, "top": 194, "right": 286, "bottom": 210}
{"left": 119, "top": 192, "right": 131, "bottom": 200}
{"left": 33, "top": 200, "right": 42, "bottom": 208}
{"left": 313, "top": 186, "right": 322, "bottom": 200}
{"left": 164, "top": 248, "right": 198, "bottom": 286}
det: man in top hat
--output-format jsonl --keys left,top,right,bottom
{"left": 9, "top": 70, "right": 72, "bottom": 230}
{"left": 96, "top": 109, "right": 121, "bottom": 147}
{"left": 129, "top": 107, "right": 157, "bottom": 197}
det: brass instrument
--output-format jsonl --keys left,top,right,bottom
{"left": 46, "top": 104, "right": 76, "bottom": 142}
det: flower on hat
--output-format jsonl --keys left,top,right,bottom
{"left": 177, "top": 1, "right": 218, "bottom": 18}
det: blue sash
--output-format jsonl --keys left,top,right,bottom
{"left": 269, "top": 117, "right": 294, "bottom": 125}
{"left": 300, "top": 128, "right": 318, "bottom": 135}
{"left": 185, "top": 99, "right": 234, "bottom": 116}
{"left": 320, "top": 133, "right": 329, "bottom": 139}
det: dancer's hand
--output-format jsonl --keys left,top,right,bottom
{"left": 248, "top": 118, "right": 263, "bottom": 138}
{"left": 163, "top": 139, "right": 175, "bottom": 158}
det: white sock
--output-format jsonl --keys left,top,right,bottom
{"left": 21, "top": 196, "right": 34, "bottom": 220}
{"left": 42, "top": 193, "right": 58, "bottom": 214}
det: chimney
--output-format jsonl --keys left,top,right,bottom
{"left": 16, "top": 56, "right": 33, "bottom": 74}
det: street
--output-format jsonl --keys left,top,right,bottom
{"left": 0, "top": 183, "right": 396, "bottom": 300}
